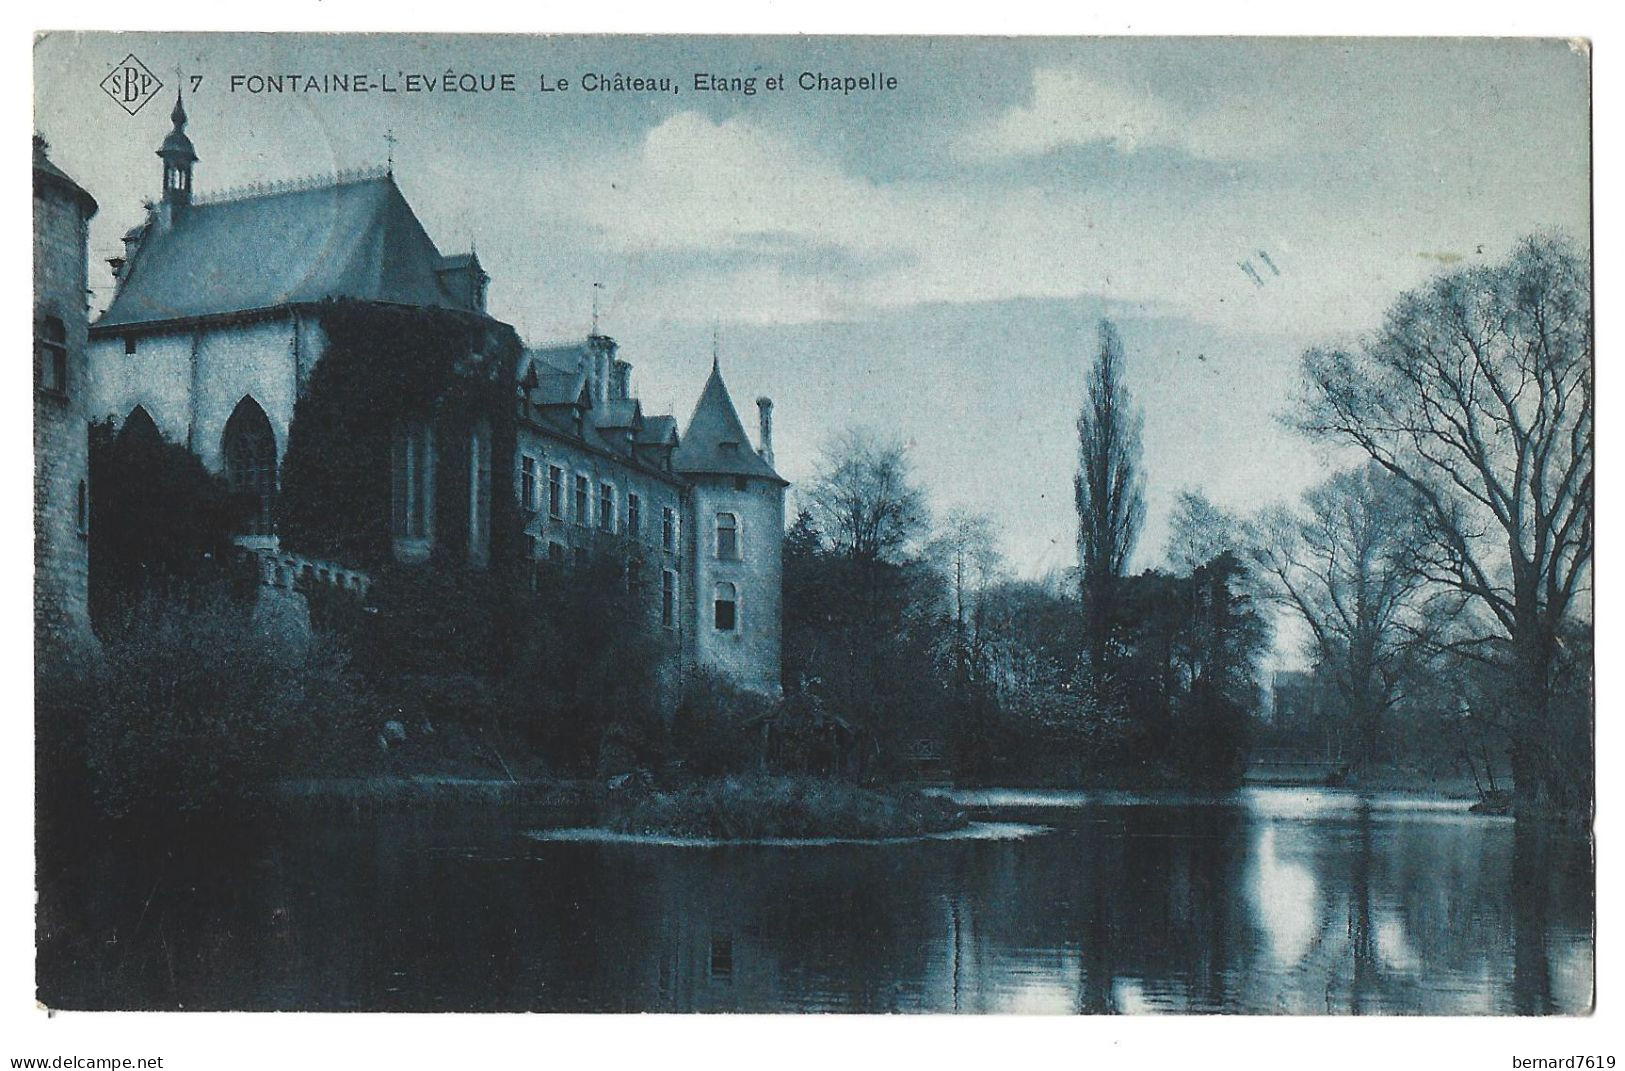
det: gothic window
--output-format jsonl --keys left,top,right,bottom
{"left": 627, "top": 492, "right": 641, "bottom": 538}
{"left": 222, "top": 397, "right": 277, "bottom": 537}
{"left": 120, "top": 406, "right": 160, "bottom": 445}
{"left": 662, "top": 570, "right": 677, "bottom": 629}
{"left": 392, "top": 419, "right": 433, "bottom": 541}
{"left": 468, "top": 423, "right": 492, "bottom": 566}
{"left": 714, "top": 581, "right": 737, "bottom": 632}
{"left": 574, "top": 474, "right": 589, "bottom": 526}
{"left": 716, "top": 512, "right": 740, "bottom": 560}
{"left": 599, "top": 482, "right": 615, "bottom": 532}
{"left": 663, "top": 507, "right": 677, "bottom": 552}
{"left": 37, "top": 316, "right": 67, "bottom": 395}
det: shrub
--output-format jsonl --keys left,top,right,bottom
{"left": 40, "top": 591, "right": 371, "bottom": 820}
{"left": 602, "top": 775, "right": 966, "bottom": 840}
{"left": 668, "top": 669, "right": 773, "bottom": 777}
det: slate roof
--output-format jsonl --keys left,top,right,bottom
{"left": 596, "top": 399, "right": 641, "bottom": 430}
{"left": 673, "top": 360, "right": 785, "bottom": 483}
{"left": 33, "top": 139, "right": 97, "bottom": 217}
{"left": 636, "top": 414, "right": 679, "bottom": 446}
{"left": 520, "top": 342, "right": 590, "bottom": 380}
{"left": 96, "top": 174, "right": 464, "bottom": 330}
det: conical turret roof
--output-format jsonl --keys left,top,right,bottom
{"left": 673, "top": 359, "right": 785, "bottom": 483}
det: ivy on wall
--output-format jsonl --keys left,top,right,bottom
{"left": 277, "top": 299, "right": 522, "bottom": 570}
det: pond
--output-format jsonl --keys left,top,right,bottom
{"left": 37, "top": 787, "right": 1593, "bottom": 1013}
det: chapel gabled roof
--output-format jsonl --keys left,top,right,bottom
{"left": 672, "top": 359, "right": 785, "bottom": 484}
{"left": 96, "top": 172, "right": 465, "bottom": 330}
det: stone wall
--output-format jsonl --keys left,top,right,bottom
{"left": 89, "top": 315, "right": 298, "bottom": 467}
{"left": 684, "top": 475, "right": 784, "bottom": 696}
{"left": 34, "top": 175, "right": 94, "bottom": 655}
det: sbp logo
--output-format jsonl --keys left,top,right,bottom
{"left": 100, "top": 54, "right": 163, "bottom": 115}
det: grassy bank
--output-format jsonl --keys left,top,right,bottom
{"left": 602, "top": 775, "right": 968, "bottom": 840}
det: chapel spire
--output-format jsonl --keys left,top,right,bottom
{"left": 157, "top": 86, "right": 197, "bottom": 210}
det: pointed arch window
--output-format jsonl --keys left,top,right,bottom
{"left": 222, "top": 397, "right": 278, "bottom": 537}
{"left": 120, "top": 406, "right": 160, "bottom": 445}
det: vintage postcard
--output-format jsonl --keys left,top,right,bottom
{"left": 31, "top": 32, "right": 1592, "bottom": 1022}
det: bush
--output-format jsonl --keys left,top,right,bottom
{"left": 602, "top": 775, "right": 966, "bottom": 840}
{"left": 39, "top": 591, "right": 371, "bottom": 820}
{"left": 668, "top": 670, "right": 774, "bottom": 777}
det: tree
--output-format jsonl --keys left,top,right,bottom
{"left": 1074, "top": 319, "right": 1146, "bottom": 677}
{"left": 927, "top": 508, "right": 1002, "bottom": 648}
{"left": 1296, "top": 234, "right": 1591, "bottom": 815}
{"left": 804, "top": 428, "right": 928, "bottom": 566}
{"left": 87, "top": 417, "right": 249, "bottom": 630}
{"left": 1247, "top": 463, "right": 1435, "bottom": 770}
{"left": 1166, "top": 490, "right": 1240, "bottom": 574}
{"left": 793, "top": 430, "right": 944, "bottom": 771}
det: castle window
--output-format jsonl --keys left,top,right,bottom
{"left": 548, "top": 465, "right": 564, "bottom": 519}
{"left": 468, "top": 423, "right": 492, "bottom": 567}
{"left": 662, "top": 570, "right": 677, "bottom": 628}
{"left": 223, "top": 397, "right": 278, "bottom": 537}
{"left": 521, "top": 455, "right": 537, "bottom": 512}
{"left": 599, "top": 482, "right": 615, "bottom": 532}
{"left": 627, "top": 492, "right": 641, "bottom": 538}
{"left": 663, "top": 507, "right": 677, "bottom": 552}
{"left": 124, "top": 335, "right": 137, "bottom": 356}
{"left": 37, "top": 316, "right": 67, "bottom": 395}
{"left": 716, "top": 513, "right": 740, "bottom": 560}
{"left": 714, "top": 581, "right": 737, "bottom": 632}
{"left": 574, "top": 474, "right": 589, "bottom": 526}
{"left": 75, "top": 480, "right": 88, "bottom": 539}
{"left": 392, "top": 419, "right": 433, "bottom": 541}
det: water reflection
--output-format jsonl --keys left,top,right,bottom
{"left": 37, "top": 788, "right": 1592, "bottom": 1014}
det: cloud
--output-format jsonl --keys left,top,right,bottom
{"left": 545, "top": 103, "right": 1582, "bottom": 342}
{"left": 961, "top": 67, "right": 1286, "bottom": 163}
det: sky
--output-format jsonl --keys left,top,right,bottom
{"left": 33, "top": 34, "right": 1591, "bottom": 589}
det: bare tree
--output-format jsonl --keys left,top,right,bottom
{"left": 1296, "top": 234, "right": 1592, "bottom": 813}
{"left": 1075, "top": 319, "right": 1146, "bottom": 674}
{"left": 1166, "top": 489, "right": 1241, "bottom": 573}
{"left": 928, "top": 508, "right": 1002, "bottom": 635}
{"left": 805, "top": 428, "right": 928, "bottom": 566}
{"left": 1248, "top": 463, "right": 1434, "bottom": 770}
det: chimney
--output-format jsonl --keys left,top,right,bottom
{"left": 587, "top": 334, "right": 614, "bottom": 409}
{"left": 756, "top": 397, "right": 775, "bottom": 468}
{"left": 612, "top": 359, "right": 632, "bottom": 402}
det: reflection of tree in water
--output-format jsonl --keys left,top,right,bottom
{"left": 38, "top": 797, "right": 1593, "bottom": 1013}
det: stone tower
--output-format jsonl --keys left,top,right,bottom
{"left": 674, "top": 359, "right": 787, "bottom": 696}
{"left": 33, "top": 136, "right": 98, "bottom": 656}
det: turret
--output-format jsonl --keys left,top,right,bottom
{"left": 156, "top": 89, "right": 197, "bottom": 221}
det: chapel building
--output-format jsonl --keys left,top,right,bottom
{"left": 86, "top": 92, "right": 786, "bottom": 697}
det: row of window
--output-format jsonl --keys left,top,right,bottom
{"left": 396, "top": 431, "right": 749, "bottom": 568}
{"left": 520, "top": 454, "right": 686, "bottom": 554}
{"left": 516, "top": 545, "right": 740, "bottom": 634}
